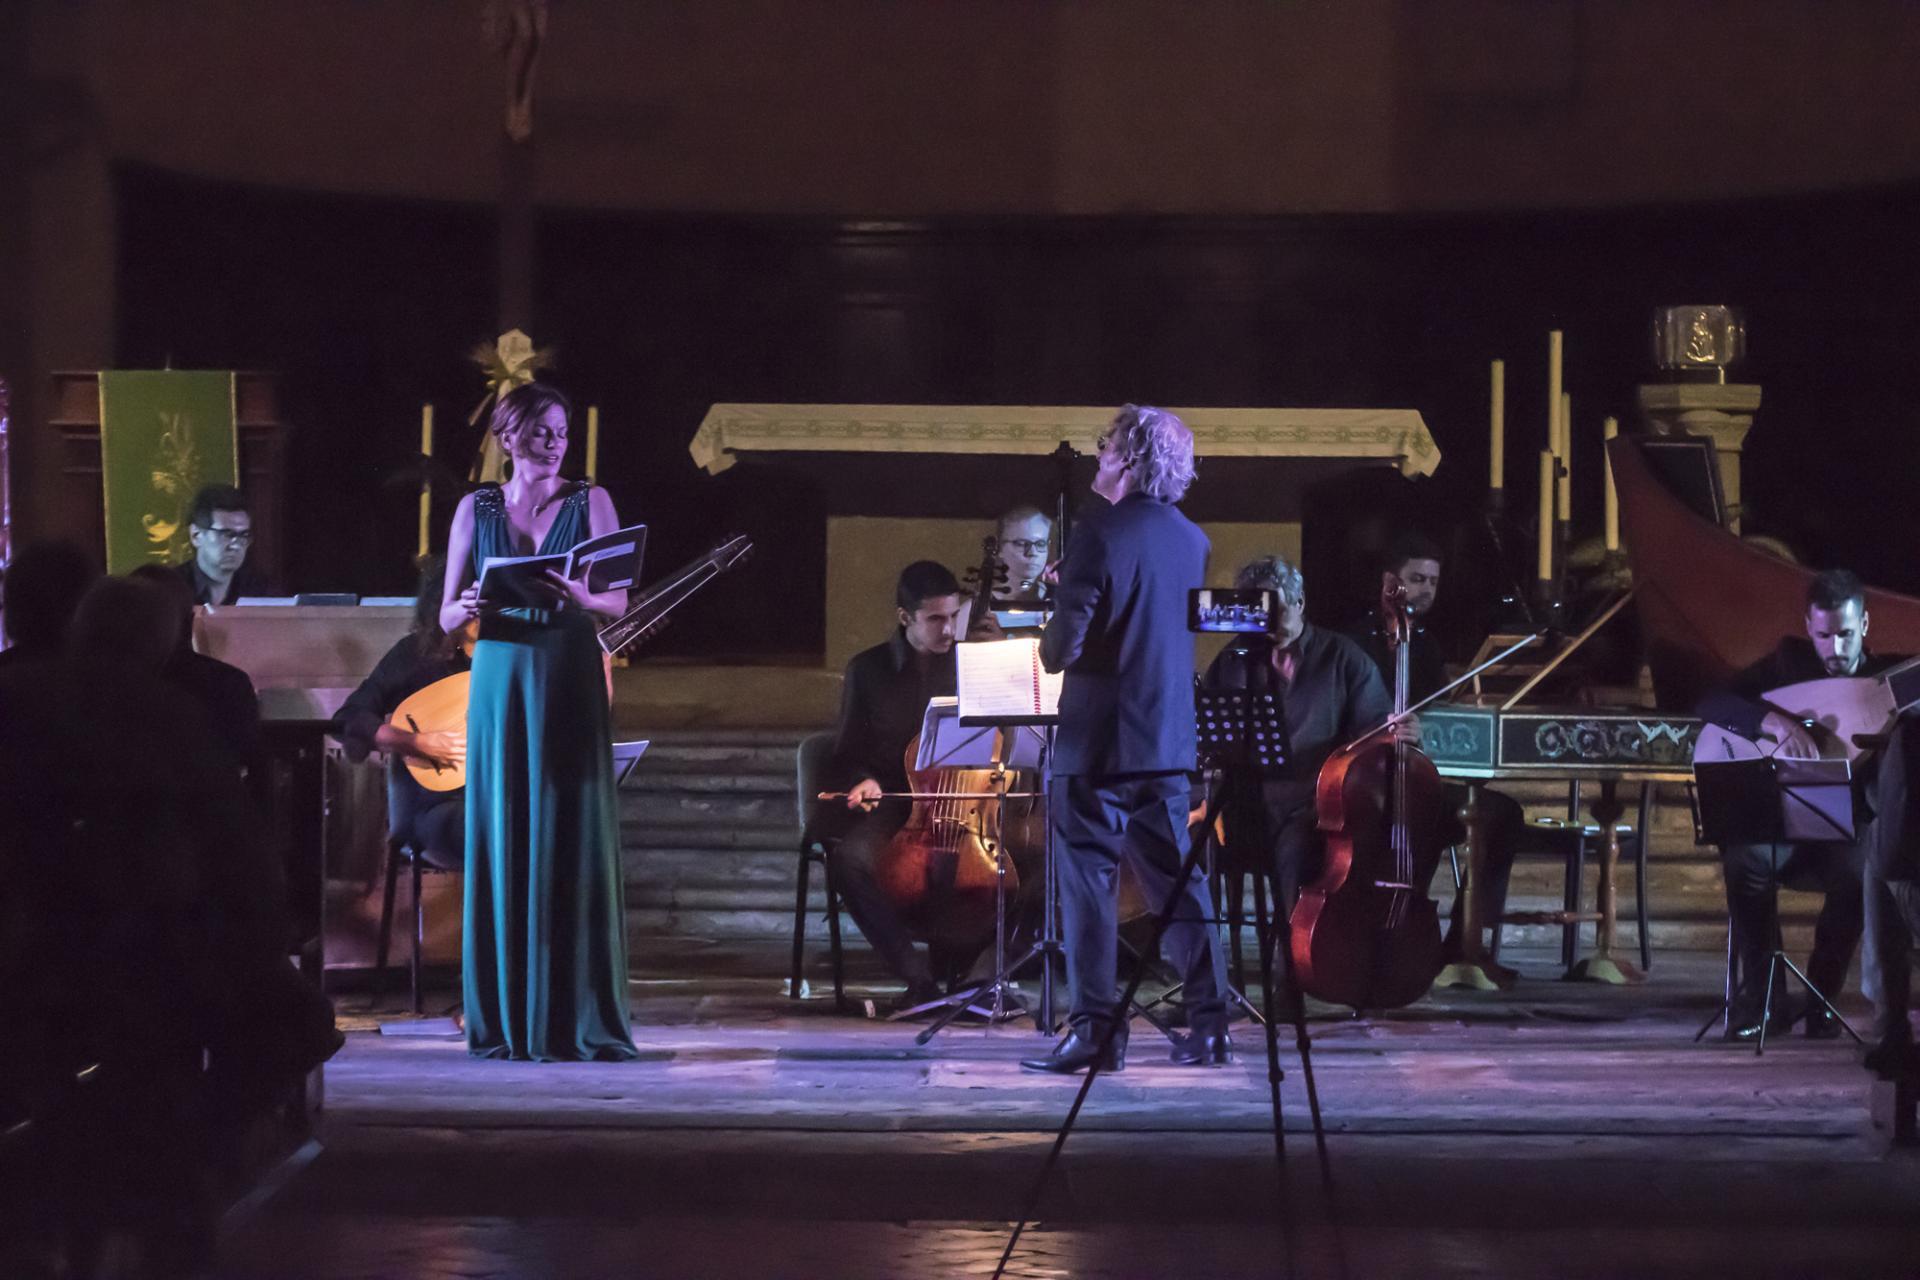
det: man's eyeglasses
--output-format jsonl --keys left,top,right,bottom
{"left": 1001, "top": 539, "right": 1049, "bottom": 555}
{"left": 196, "top": 525, "right": 254, "bottom": 547}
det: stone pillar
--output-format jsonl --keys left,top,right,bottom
{"left": 1635, "top": 382, "right": 1761, "bottom": 532}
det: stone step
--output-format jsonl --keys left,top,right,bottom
{"left": 625, "top": 770, "right": 792, "bottom": 794}
{"left": 622, "top": 821, "right": 793, "bottom": 851}
{"left": 626, "top": 906, "right": 1821, "bottom": 960}
{"left": 637, "top": 742, "right": 812, "bottom": 778}
{"left": 621, "top": 790, "right": 795, "bottom": 828}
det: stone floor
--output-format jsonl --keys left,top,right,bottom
{"left": 215, "top": 943, "right": 1919, "bottom": 1279}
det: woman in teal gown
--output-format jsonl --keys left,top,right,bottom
{"left": 440, "top": 383, "right": 639, "bottom": 1061}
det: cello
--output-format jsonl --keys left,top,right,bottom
{"left": 1289, "top": 581, "right": 1448, "bottom": 1009}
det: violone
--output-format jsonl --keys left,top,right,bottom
{"left": 870, "top": 728, "right": 1046, "bottom": 946}
{"left": 1289, "top": 581, "right": 1448, "bottom": 1009}
{"left": 867, "top": 536, "right": 1045, "bottom": 947}
{"left": 389, "top": 534, "right": 753, "bottom": 791}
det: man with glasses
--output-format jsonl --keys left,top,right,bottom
{"left": 992, "top": 506, "right": 1053, "bottom": 605}
{"left": 173, "top": 484, "right": 268, "bottom": 606}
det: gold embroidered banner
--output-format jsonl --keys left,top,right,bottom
{"left": 98, "top": 371, "right": 238, "bottom": 574}
{"left": 689, "top": 404, "right": 1441, "bottom": 478}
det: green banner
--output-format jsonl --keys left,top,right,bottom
{"left": 98, "top": 371, "right": 238, "bottom": 574}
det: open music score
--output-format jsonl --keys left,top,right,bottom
{"left": 955, "top": 637, "right": 1062, "bottom": 725}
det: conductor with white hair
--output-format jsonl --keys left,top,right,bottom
{"left": 1020, "top": 405, "right": 1230, "bottom": 1075}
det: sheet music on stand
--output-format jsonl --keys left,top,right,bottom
{"left": 955, "top": 638, "right": 1062, "bottom": 727}
{"left": 916, "top": 697, "right": 1046, "bottom": 772}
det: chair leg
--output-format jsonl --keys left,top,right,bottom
{"left": 1569, "top": 838, "right": 1588, "bottom": 971}
{"left": 1636, "top": 784, "right": 1656, "bottom": 972}
{"left": 790, "top": 845, "right": 813, "bottom": 1000}
{"left": 410, "top": 856, "right": 425, "bottom": 1015}
{"left": 1250, "top": 872, "right": 1271, "bottom": 972}
{"left": 824, "top": 859, "right": 847, "bottom": 1011}
{"left": 374, "top": 843, "right": 401, "bottom": 1006}
{"left": 1228, "top": 870, "right": 1247, "bottom": 989}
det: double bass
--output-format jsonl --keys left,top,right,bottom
{"left": 1289, "top": 581, "right": 1448, "bottom": 1009}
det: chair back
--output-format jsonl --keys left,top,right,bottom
{"left": 796, "top": 731, "right": 836, "bottom": 837}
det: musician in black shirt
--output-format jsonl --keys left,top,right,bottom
{"left": 1695, "top": 570, "right": 1889, "bottom": 1042}
{"left": 817, "top": 561, "right": 968, "bottom": 1008}
{"left": 1341, "top": 534, "right": 1527, "bottom": 967}
{"left": 173, "top": 485, "right": 271, "bottom": 606}
{"left": 1201, "top": 554, "right": 1391, "bottom": 936}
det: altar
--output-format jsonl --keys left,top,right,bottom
{"left": 690, "top": 403, "right": 1442, "bottom": 668}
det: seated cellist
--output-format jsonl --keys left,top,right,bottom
{"left": 1340, "top": 533, "right": 1527, "bottom": 966}
{"left": 1199, "top": 555, "right": 1395, "bottom": 945}
{"left": 815, "top": 561, "right": 977, "bottom": 1012}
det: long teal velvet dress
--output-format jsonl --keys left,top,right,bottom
{"left": 464, "top": 483, "right": 638, "bottom": 1061}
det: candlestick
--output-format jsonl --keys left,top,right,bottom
{"left": 1489, "top": 359, "right": 1505, "bottom": 491}
{"left": 417, "top": 404, "right": 433, "bottom": 560}
{"left": 1603, "top": 416, "right": 1620, "bottom": 551}
{"left": 1537, "top": 450, "right": 1555, "bottom": 586}
{"left": 586, "top": 405, "right": 600, "bottom": 484}
{"left": 1547, "top": 329, "right": 1563, "bottom": 460}
{"left": 1557, "top": 392, "right": 1573, "bottom": 521}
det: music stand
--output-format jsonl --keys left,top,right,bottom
{"left": 894, "top": 698, "right": 1053, "bottom": 1044}
{"left": 611, "top": 740, "right": 650, "bottom": 788}
{"left": 1691, "top": 756, "right": 1867, "bottom": 1053}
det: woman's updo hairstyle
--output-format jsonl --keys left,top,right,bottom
{"left": 489, "top": 382, "right": 572, "bottom": 452}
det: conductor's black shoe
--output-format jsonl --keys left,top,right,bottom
{"left": 1804, "top": 1006, "right": 1845, "bottom": 1040}
{"left": 1169, "top": 1030, "right": 1234, "bottom": 1067}
{"left": 1019, "top": 1028, "right": 1125, "bottom": 1075}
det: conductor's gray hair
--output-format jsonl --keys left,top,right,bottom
{"left": 1099, "top": 404, "right": 1197, "bottom": 503}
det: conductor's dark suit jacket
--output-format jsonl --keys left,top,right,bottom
{"left": 1040, "top": 491, "right": 1208, "bottom": 777}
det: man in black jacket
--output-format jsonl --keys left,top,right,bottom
{"left": 1020, "top": 405, "right": 1228, "bottom": 1074}
{"left": 1695, "top": 569, "right": 1890, "bottom": 1042}
{"left": 1204, "top": 554, "right": 1392, "bottom": 930}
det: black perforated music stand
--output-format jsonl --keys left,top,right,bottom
{"left": 892, "top": 698, "right": 1054, "bottom": 1044}
{"left": 1691, "top": 756, "right": 1866, "bottom": 1053}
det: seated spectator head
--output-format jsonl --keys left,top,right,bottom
{"left": 186, "top": 484, "right": 255, "bottom": 584}
{"left": 128, "top": 562, "right": 200, "bottom": 658}
{"left": 69, "top": 576, "right": 182, "bottom": 673}
{"left": 1, "top": 539, "right": 99, "bottom": 655}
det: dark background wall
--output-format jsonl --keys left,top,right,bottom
{"left": 115, "top": 165, "right": 1920, "bottom": 659}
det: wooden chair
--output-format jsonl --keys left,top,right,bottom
{"left": 788, "top": 731, "right": 848, "bottom": 1009}
{"left": 372, "top": 763, "right": 461, "bottom": 1014}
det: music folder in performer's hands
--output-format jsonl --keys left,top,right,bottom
{"left": 956, "top": 637, "right": 1062, "bottom": 725}
{"left": 479, "top": 523, "right": 648, "bottom": 608}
